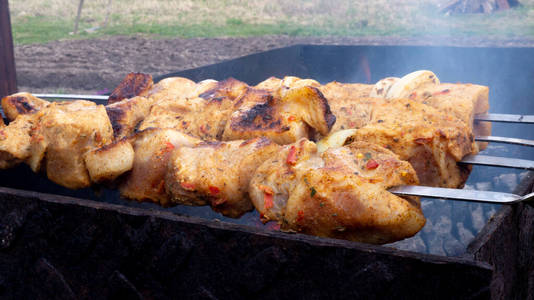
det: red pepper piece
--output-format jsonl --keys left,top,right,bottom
{"left": 164, "top": 141, "right": 175, "bottom": 152}
{"left": 296, "top": 210, "right": 304, "bottom": 223}
{"left": 366, "top": 159, "right": 379, "bottom": 170}
{"left": 288, "top": 115, "right": 296, "bottom": 122}
{"left": 409, "top": 91, "right": 417, "bottom": 99}
{"left": 209, "top": 186, "right": 220, "bottom": 195}
{"left": 180, "top": 182, "right": 195, "bottom": 190}
{"left": 286, "top": 145, "right": 298, "bottom": 165}
{"left": 264, "top": 193, "right": 274, "bottom": 210}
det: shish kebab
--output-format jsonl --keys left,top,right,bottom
{"left": 2, "top": 70, "right": 534, "bottom": 244}
{"left": 29, "top": 93, "right": 534, "bottom": 148}
{"left": 25, "top": 71, "right": 534, "bottom": 204}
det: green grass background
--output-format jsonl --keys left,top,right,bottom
{"left": 10, "top": 0, "right": 534, "bottom": 44}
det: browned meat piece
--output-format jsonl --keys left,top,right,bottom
{"left": 406, "top": 83, "right": 491, "bottom": 149}
{"left": 166, "top": 137, "right": 281, "bottom": 218}
{"left": 0, "top": 114, "right": 37, "bottom": 169}
{"left": 322, "top": 97, "right": 476, "bottom": 188}
{"left": 0, "top": 100, "right": 113, "bottom": 189}
{"left": 140, "top": 78, "right": 249, "bottom": 140}
{"left": 250, "top": 139, "right": 425, "bottom": 244}
{"left": 147, "top": 76, "right": 199, "bottom": 101}
{"left": 1, "top": 92, "right": 50, "bottom": 121}
{"left": 107, "top": 72, "right": 153, "bottom": 104}
{"left": 119, "top": 128, "right": 201, "bottom": 205}
{"left": 106, "top": 96, "right": 155, "bottom": 139}
{"left": 142, "top": 77, "right": 335, "bottom": 144}
{"left": 83, "top": 138, "right": 135, "bottom": 184}
{"left": 222, "top": 85, "right": 335, "bottom": 144}
{"left": 329, "top": 74, "right": 490, "bottom": 150}
{"left": 31, "top": 101, "right": 113, "bottom": 188}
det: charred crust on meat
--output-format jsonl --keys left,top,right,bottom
{"left": 105, "top": 106, "right": 126, "bottom": 138}
{"left": 15, "top": 97, "right": 38, "bottom": 114}
{"left": 92, "top": 137, "right": 129, "bottom": 153}
{"left": 107, "top": 73, "right": 153, "bottom": 105}
{"left": 311, "top": 87, "right": 336, "bottom": 130}
{"left": 231, "top": 93, "right": 280, "bottom": 131}
{"left": 255, "top": 137, "right": 274, "bottom": 148}
{"left": 5, "top": 96, "right": 40, "bottom": 115}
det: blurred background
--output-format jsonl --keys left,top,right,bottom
{"left": 8, "top": 0, "right": 534, "bottom": 94}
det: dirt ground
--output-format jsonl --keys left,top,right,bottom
{"left": 14, "top": 34, "right": 534, "bottom": 94}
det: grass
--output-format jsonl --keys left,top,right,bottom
{"left": 9, "top": 0, "right": 534, "bottom": 45}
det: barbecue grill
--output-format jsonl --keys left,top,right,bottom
{"left": 1, "top": 44, "right": 534, "bottom": 299}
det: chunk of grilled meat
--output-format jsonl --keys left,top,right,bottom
{"left": 83, "top": 138, "right": 135, "bottom": 184}
{"left": 33, "top": 101, "right": 113, "bottom": 188}
{"left": 222, "top": 85, "right": 335, "bottom": 144}
{"left": 264, "top": 76, "right": 478, "bottom": 188}
{"left": 166, "top": 137, "right": 281, "bottom": 218}
{"left": 106, "top": 96, "right": 155, "bottom": 139}
{"left": 0, "top": 114, "right": 37, "bottom": 169}
{"left": 140, "top": 78, "right": 249, "bottom": 140}
{"left": 140, "top": 77, "right": 335, "bottom": 144}
{"left": 1, "top": 92, "right": 50, "bottom": 121}
{"left": 405, "top": 83, "right": 491, "bottom": 149}
{"left": 119, "top": 128, "right": 201, "bottom": 205}
{"left": 329, "top": 75, "right": 490, "bottom": 150}
{"left": 147, "top": 76, "right": 199, "bottom": 101}
{"left": 324, "top": 97, "right": 475, "bottom": 188}
{"left": 250, "top": 139, "right": 425, "bottom": 244}
{"left": 107, "top": 72, "right": 154, "bottom": 105}
{"left": 104, "top": 75, "right": 220, "bottom": 140}
{"left": 0, "top": 100, "right": 113, "bottom": 189}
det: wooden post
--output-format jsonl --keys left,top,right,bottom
{"left": 0, "top": 0, "right": 17, "bottom": 98}
{"left": 103, "top": 0, "right": 112, "bottom": 28}
{"left": 73, "top": 0, "right": 85, "bottom": 34}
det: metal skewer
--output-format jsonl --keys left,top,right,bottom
{"left": 33, "top": 93, "right": 108, "bottom": 103}
{"left": 389, "top": 185, "right": 534, "bottom": 205}
{"left": 474, "top": 113, "right": 534, "bottom": 124}
{"left": 475, "top": 136, "right": 534, "bottom": 147}
{"left": 460, "top": 154, "right": 534, "bottom": 170}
